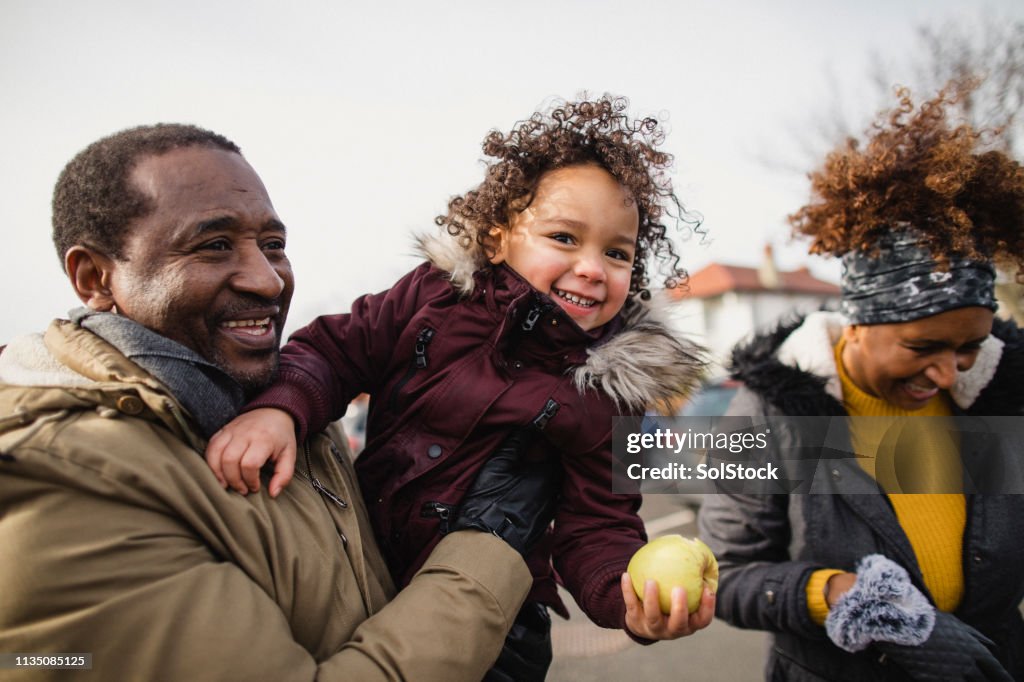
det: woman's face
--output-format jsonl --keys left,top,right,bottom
{"left": 841, "top": 306, "right": 995, "bottom": 410}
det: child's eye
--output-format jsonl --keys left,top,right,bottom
{"left": 550, "top": 233, "right": 575, "bottom": 245}
{"left": 606, "top": 249, "right": 632, "bottom": 262}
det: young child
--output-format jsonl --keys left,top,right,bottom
{"left": 206, "top": 96, "right": 712, "bottom": 652}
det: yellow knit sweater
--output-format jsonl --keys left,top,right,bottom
{"left": 806, "top": 339, "right": 965, "bottom": 625}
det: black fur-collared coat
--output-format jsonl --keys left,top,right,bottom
{"left": 699, "top": 311, "right": 1024, "bottom": 681}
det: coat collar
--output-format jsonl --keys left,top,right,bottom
{"left": 0, "top": 320, "right": 205, "bottom": 450}
{"left": 416, "top": 231, "right": 709, "bottom": 412}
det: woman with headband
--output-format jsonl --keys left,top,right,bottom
{"left": 699, "top": 86, "right": 1024, "bottom": 681}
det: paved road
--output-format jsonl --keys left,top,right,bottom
{"left": 548, "top": 495, "right": 769, "bottom": 681}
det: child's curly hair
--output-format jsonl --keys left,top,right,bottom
{"left": 789, "top": 84, "right": 1024, "bottom": 278}
{"left": 435, "top": 95, "right": 700, "bottom": 298}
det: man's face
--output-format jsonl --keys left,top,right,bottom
{"left": 105, "top": 146, "right": 294, "bottom": 395}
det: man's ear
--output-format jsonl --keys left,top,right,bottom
{"left": 486, "top": 226, "right": 508, "bottom": 265}
{"left": 65, "top": 245, "right": 118, "bottom": 311}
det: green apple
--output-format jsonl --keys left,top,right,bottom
{"left": 627, "top": 535, "right": 719, "bottom": 614}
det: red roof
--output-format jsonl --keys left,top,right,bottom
{"left": 676, "top": 263, "right": 840, "bottom": 299}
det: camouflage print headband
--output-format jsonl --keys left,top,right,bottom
{"left": 840, "top": 229, "right": 997, "bottom": 325}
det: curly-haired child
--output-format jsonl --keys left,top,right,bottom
{"left": 206, "top": 95, "right": 714, "bottom": 677}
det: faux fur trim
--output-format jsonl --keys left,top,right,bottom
{"left": 573, "top": 292, "right": 709, "bottom": 411}
{"left": 739, "top": 311, "right": 1010, "bottom": 413}
{"left": 414, "top": 231, "right": 489, "bottom": 296}
{"left": 776, "top": 311, "right": 846, "bottom": 402}
{"left": 825, "top": 554, "right": 935, "bottom": 653}
{"left": 969, "top": 317, "right": 1024, "bottom": 416}
{"left": 0, "top": 332, "right": 96, "bottom": 387}
{"left": 730, "top": 316, "right": 848, "bottom": 417}
{"left": 415, "top": 229, "right": 708, "bottom": 410}
{"left": 952, "top": 335, "right": 1004, "bottom": 410}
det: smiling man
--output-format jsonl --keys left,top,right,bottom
{"left": 88, "top": 144, "right": 293, "bottom": 394}
{"left": 0, "top": 124, "right": 549, "bottom": 681}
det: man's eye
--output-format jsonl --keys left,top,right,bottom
{"left": 262, "top": 239, "right": 286, "bottom": 251}
{"left": 199, "top": 239, "right": 231, "bottom": 252}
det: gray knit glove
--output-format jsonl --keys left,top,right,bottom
{"left": 825, "top": 554, "right": 935, "bottom": 652}
{"left": 875, "top": 611, "right": 1013, "bottom": 682}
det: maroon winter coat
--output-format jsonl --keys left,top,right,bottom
{"left": 250, "top": 234, "right": 706, "bottom": 629}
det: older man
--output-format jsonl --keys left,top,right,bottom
{"left": 0, "top": 125, "right": 552, "bottom": 680}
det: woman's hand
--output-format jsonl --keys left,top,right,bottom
{"left": 825, "top": 571, "right": 857, "bottom": 608}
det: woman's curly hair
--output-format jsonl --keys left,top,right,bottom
{"left": 789, "top": 83, "right": 1024, "bottom": 278}
{"left": 435, "top": 95, "right": 701, "bottom": 298}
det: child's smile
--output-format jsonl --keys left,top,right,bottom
{"left": 552, "top": 288, "right": 598, "bottom": 308}
{"left": 489, "top": 164, "right": 639, "bottom": 331}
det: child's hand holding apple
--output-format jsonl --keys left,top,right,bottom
{"left": 621, "top": 535, "right": 718, "bottom": 640}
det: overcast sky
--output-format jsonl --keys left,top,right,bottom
{"left": 3, "top": 0, "right": 1022, "bottom": 341}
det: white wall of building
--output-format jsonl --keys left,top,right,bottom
{"left": 673, "top": 291, "right": 838, "bottom": 376}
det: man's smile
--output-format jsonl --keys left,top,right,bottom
{"left": 216, "top": 308, "right": 281, "bottom": 349}
{"left": 221, "top": 317, "right": 272, "bottom": 335}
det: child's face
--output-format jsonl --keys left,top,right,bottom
{"left": 489, "top": 164, "right": 639, "bottom": 331}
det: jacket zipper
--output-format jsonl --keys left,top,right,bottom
{"left": 520, "top": 298, "right": 558, "bottom": 333}
{"left": 522, "top": 304, "right": 543, "bottom": 331}
{"left": 388, "top": 327, "right": 435, "bottom": 411}
{"left": 531, "top": 399, "right": 561, "bottom": 430}
{"left": 420, "top": 501, "right": 456, "bottom": 534}
{"left": 299, "top": 443, "right": 349, "bottom": 546}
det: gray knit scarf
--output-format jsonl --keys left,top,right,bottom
{"left": 840, "top": 229, "right": 997, "bottom": 325}
{"left": 71, "top": 308, "right": 245, "bottom": 438}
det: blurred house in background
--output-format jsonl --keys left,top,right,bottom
{"left": 672, "top": 246, "right": 840, "bottom": 373}
{"left": 995, "top": 270, "right": 1024, "bottom": 325}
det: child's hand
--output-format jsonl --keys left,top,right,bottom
{"left": 620, "top": 572, "right": 715, "bottom": 640}
{"left": 206, "top": 408, "right": 297, "bottom": 497}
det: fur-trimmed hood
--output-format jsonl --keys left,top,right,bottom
{"left": 415, "top": 231, "right": 708, "bottom": 412}
{"left": 730, "top": 310, "right": 1024, "bottom": 416}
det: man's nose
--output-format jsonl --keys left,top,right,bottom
{"left": 924, "top": 352, "right": 958, "bottom": 390}
{"left": 233, "top": 243, "right": 286, "bottom": 299}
